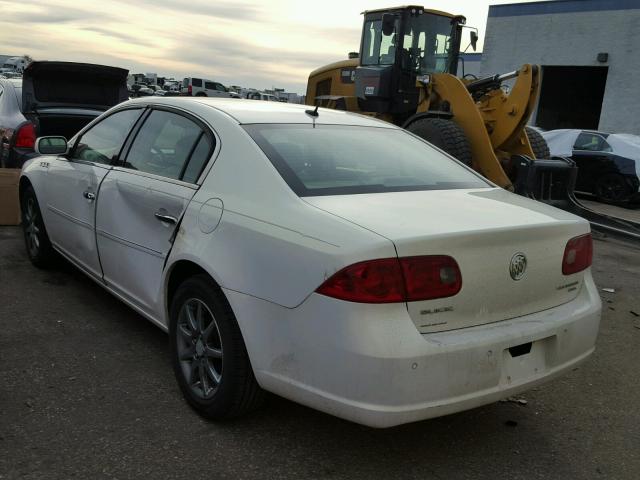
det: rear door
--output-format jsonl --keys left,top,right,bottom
{"left": 96, "top": 107, "right": 215, "bottom": 316}
{"left": 43, "top": 107, "right": 143, "bottom": 277}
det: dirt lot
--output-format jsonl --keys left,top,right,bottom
{"left": 1, "top": 225, "right": 639, "bottom": 480}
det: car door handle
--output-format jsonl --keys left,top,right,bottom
{"left": 83, "top": 191, "right": 96, "bottom": 201}
{"left": 154, "top": 211, "right": 178, "bottom": 224}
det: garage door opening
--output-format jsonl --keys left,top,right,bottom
{"left": 536, "top": 66, "right": 608, "bottom": 131}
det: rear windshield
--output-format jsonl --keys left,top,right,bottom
{"left": 244, "top": 124, "right": 489, "bottom": 196}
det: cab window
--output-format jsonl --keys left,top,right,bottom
{"left": 123, "top": 110, "right": 213, "bottom": 182}
{"left": 73, "top": 109, "right": 142, "bottom": 164}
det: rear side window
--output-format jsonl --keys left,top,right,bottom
{"left": 573, "top": 132, "right": 612, "bottom": 152}
{"left": 182, "top": 134, "right": 213, "bottom": 183}
{"left": 244, "top": 124, "right": 489, "bottom": 196}
{"left": 123, "top": 110, "right": 212, "bottom": 181}
{"left": 192, "top": 78, "right": 202, "bottom": 87}
{"left": 73, "top": 109, "right": 142, "bottom": 164}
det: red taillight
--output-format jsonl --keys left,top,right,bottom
{"left": 316, "top": 258, "right": 405, "bottom": 303}
{"left": 15, "top": 123, "right": 36, "bottom": 149}
{"left": 187, "top": 84, "right": 192, "bottom": 95}
{"left": 562, "top": 233, "right": 593, "bottom": 275}
{"left": 316, "top": 256, "right": 462, "bottom": 303}
{"left": 400, "top": 256, "right": 462, "bottom": 301}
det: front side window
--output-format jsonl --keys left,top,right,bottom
{"left": 215, "top": 83, "right": 227, "bottom": 92}
{"left": 205, "top": 81, "right": 215, "bottom": 90}
{"left": 244, "top": 124, "right": 489, "bottom": 196}
{"left": 73, "top": 109, "right": 142, "bottom": 164}
{"left": 123, "top": 110, "right": 211, "bottom": 181}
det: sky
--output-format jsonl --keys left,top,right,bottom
{"left": 0, "top": 0, "right": 539, "bottom": 93}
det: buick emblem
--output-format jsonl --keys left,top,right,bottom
{"left": 509, "top": 253, "right": 527, "bottom": 281}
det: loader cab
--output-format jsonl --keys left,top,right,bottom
{"left": 355, "top": 6, "right": 464, "bottom": 118}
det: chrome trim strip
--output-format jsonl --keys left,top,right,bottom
{"left": 96, "top": 229, "right": 165, "bottom": 258}
{"left": 47, "top": 205, "right": 92, "bottom": 230}
{"left": 110, "top": 166, "right": 199, "bottom": 189}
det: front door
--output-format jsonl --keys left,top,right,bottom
{"left": 44, "top": 108, "right": 144, "bottom": 277}
{"left": 96, "top": 108, "right": 214, "bottom": 317}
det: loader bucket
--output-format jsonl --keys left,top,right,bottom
{"left": 512, "top": 155, "right": 640, "bottom": 241}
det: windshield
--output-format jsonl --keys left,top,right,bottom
{"left": 361, "top": 12, "right": 454, "bottom": 74}
{"left": 404, "top": 13, "right": 454, "bottom": 74}
{"left": 244, "top": 124, "right": 489, "bottom": 197}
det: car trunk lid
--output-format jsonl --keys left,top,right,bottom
{"left": 304, "top": 188, "right": 591, "bottom": 333}
{"left": 21, "top": 61, "right": 129, "bottom": 113}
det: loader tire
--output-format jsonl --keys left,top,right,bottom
{"left": 525, "top": 126, "right": 550, "bottom": 159}
{"left": 406, "top": 118, "right": 473, "bottom": 166}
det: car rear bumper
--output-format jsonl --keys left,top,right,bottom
{"left": 225, "top": 273, "right": 601, "bottom": 428}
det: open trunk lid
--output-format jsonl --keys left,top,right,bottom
{"left": 305, "top": 188, "right": 591, "bottom": 333}
{"left": 22, "top": 61, "right": 129, "bottom": 113}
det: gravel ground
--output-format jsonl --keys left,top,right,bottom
{"left": 1, "top": 225, "right": 639, "bottom": 480}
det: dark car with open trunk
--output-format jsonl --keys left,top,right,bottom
{"left": 0, "top": 61, "right": 128, "bottom": 168}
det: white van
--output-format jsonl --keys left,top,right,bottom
{"left": 181, "top": 77, "right": 239, "bottom": 98}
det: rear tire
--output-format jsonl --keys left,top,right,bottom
{"left": 195, "top": 92, "right": 207, "bottom": 97}
{"left": 525, "top": 126, "right": 550, "bottom": 159}
{"left": 20, "top": 186, "right": 56, "bottom": 268}
{"left": 405, "top": 117, "right": 473, "bottom": 166}
{"left": 595, "top": 173, "right": 632, "bottom": 203}
{"left": 169, "top": 274, "right": 264, "bottom": 420}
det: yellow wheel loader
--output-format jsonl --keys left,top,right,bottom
{"left": 306, "top": 5, "right": 640, "bottom": 239}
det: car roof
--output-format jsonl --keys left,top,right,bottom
{"left": 126, "top": 97, "right": 397, "bottom": 128}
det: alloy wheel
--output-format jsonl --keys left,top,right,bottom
{"left": 24, "top": 197, "right": 40, "bottom": 257}
{"left": 176, "top": 298, "right": 223, "bottom": 399}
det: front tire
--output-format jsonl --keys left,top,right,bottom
{"left": 525, "top": 126, "right": 550, "bottom": 159}
{"left": 405, "top": 117, "right": 473, "bottom": 166}
{"left": 169, "top": 274, "right": 264, "bottom": 420}
{"left": 21, "top": 185, "right": 56, "bottom": 268}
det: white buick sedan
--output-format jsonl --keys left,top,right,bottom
{"left": 19, "top": 98, "right": 601, "bottom": 427}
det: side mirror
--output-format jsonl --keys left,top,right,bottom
{"left": 35, "top": 136, "right": 68, "bottom": 155}
{"left": 381, "top": 13, "right": 396, "bottom": 36}
{"left": 470, "top": 30, "right": 479, "bottom": 52}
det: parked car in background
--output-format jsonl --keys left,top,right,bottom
{"left": 543, "top": 129, "right": 640, "bottom": 204}
{"left": 162, "top": 81, "right": 181, "bottom": 96}
{"left": 19, "top": 98, "right": 600, "bottom": 428}
{"left": 129, "top": 83, "right": 154, "bottom": 97}
{"left": 246, "top": 91, "right": 279, "bottom": 101}
{"left": 149, "top": 85, "right": 167, "bottom": 96}
{"left": 181, "top": 77, "right": 239, "bottom": 98}
{"left": 0, "top": 61, "right": 129, "bottom": 168}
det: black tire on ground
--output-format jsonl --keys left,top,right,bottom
{"left": 195, "top": 92, "right": 207, "bottom": 97}
{"left": 169, "top": 274, "right": 264, "bottom": 420}
{"left": 405, "top": 117, "right": 473, "bottom": 166}
{"left": 525, "top": 126, "right": 550, "bottom": 159}
{"left": 595, "top": 173, "right": 632, "bottom": 203}
{"left": 20, "top": 185, "right": 56, "bottom": 268}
